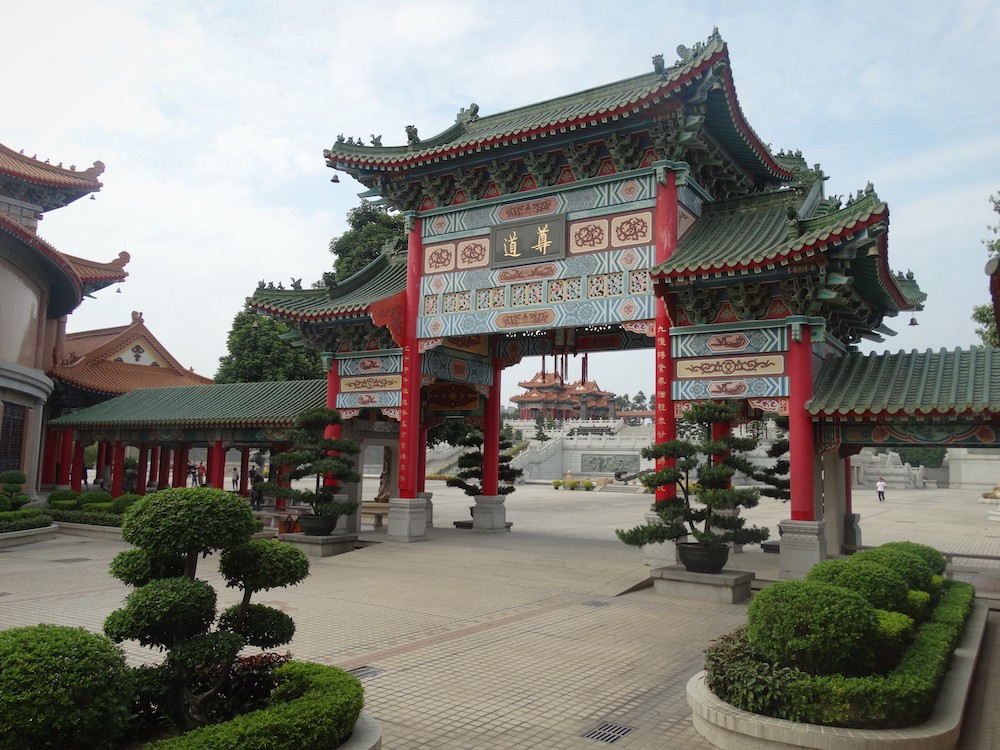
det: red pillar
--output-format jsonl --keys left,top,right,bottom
{"left": 136, "top": 445, "right": 149, "bottom": 495}
{"left": 211, "top": 440, "right": 225, "bottom": 487}
{"left": 844, "top": 456, "right": 853, "bottom": 515}
{"left": 787, "top": 324, "right": 816, "bottom": 520}
{"left": 148, "top": 446, "right": 160, "bottom": 488}
{"left": 324, "top": 359, "right": 342, "bottom": 489}
{"left": 110, "top": 441, "right": 125, "bottom": 498}
{"left": 417, "top": 421, "right": 428, "bottom": 493}
{"left": 57, "top": 428, "right": 73, "bottom": 485}
{"left": 158, "top": 447, "right": 172, "bottom": 489}
{"left": 42, "top": 429, "right": 59, "bottom": 484}
{"left": 71, "top": 440, "right": 84, "bottom": 493}
{"left": 654, "top": 166, "right": 679, "bottom": 501}
{"left": 482, "top": 357, "right": 501, "bottom": 496}
{"left": 397, "top": 215, "right": 423, "bottom": 499}
{"left": 239, "top": 448, "right": 250, "bottom": 495}
{"left": 173, "top": 446, "right": 188, "bottom": 488}
{"left": 97, "top": 442, "right": 108, "bottom": 487}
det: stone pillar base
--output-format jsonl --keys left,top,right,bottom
{"left": 387, "top": 497, "right": 427, "bottom": 542}
{"left": 843, "top": 512, "right": 862, "bottom": 550}
{"left": 418, "top": 491, "right": 434, "bottom": 528}
{"left": 778, "top": 519, "right": 827, "bottom": 579}
{"left": 650, "top": 566, "right": 754, "bottom": 604}
{"left": 472, "top": 495, "right": 509, "bottom": 533}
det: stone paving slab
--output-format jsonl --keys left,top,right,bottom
{"left": 2, "top": 480, "right": 1000, "bottom": 748}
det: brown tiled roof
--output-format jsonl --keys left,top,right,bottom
{"left": 63, "top": 251, "right": 130, "bottom": 286}
{"left": 0, "top": 143, "right": 104, "bottom": 191}
{"left": 0, "top": 214, "right": 82, "bottom": 316}
{"left": 51, "top": 312, "right": 212, "bottom": 395}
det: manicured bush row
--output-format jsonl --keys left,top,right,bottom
{"left": 48, "top": 489, "right": 80, "bottom": 504}
{"left": 149, "top": 661, "right": 364, "bottom": 749}
{"left": 0, "top": 508, "right": 53, "bottom": 533}
{"left": 706, "top": 579, "right": 975, "bottom": 728}
{"left": 47, "top": 508, "right": 124, "bottom": 528}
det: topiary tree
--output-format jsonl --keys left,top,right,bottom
{"left": 0, "top": 623, "right": 134, "bottom": 750}
{"left": 806, "top": 558, "right": 910, "bottom": 613}
{"left": 103, "top": 487, "right": 310, "bottom": 730}
{"left": 264, "top": 407, "right": 361, "bottom": 520}
{"left": 446, "top": 431, "right": 524, "bottom": 497}
{"left": 615, "top": 401, "right": 770, "bottom": 549}
{"left": 0, "top": 469, "right": 30, "bottom": 511}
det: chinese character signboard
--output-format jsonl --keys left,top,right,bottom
{"left": 490, "top": 216, "right": 566, "bottom": 268}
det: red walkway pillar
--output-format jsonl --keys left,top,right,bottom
{"left": 71, "top": 440, "right": 84, "bottom": 493}
{"left": 211, "top": 440, "right": 225, "bottom": 488}
{"left": 158, "top": 447, "right": 172, "bottom": 489}
{"left": 57, "top": 428, "right": 73, "bottom": 485}
{"left": 41, "top": 429, "right": 59, "bottom": 485}
{"left": 110, "top": 440, "right": 125, "bottom": 498}
{"left": 324, "top": 356, "right": 342, "bottom": 490}
{"left": 136, "top": 445, "right": 149, "bottom": 495}
{"left": 482, "top": 358, "right": 501, "bottom": 496}
{"left": 787, "top": 323, "right": 816, "bottom": 520}
{"left": 397, "top": 215, "right": 423, "bottom": 500}
{"left": 653, "top": 164, "right": 679, "bottom": 501}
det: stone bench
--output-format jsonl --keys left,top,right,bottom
{"left": 360, "top": 502, "right": 390, "bottom": 528}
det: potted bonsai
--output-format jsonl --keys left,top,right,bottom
{"left": 615, "top": 401, "right": 769, "bottom": 573}
{"left": 265, "top": 407, "right": 361, "bottom": 536}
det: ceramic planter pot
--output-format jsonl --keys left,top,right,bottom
{"left": 676, "top": 542, "right": 729, "bottom": 574}
{"left": 299, "top": 514, "right": 338, "bottom": 536}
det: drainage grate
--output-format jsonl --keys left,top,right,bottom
{"left": 583, "top": 722, "right": 633, "bottom": 743}
{"left": 347, "top": 666, "right": 384, "bottom": 680}
{"left": 583, "top": 600, "right": 610, "bottom": 608}
{"left": 49, "top": 558, "right": 92, "bottom": 563}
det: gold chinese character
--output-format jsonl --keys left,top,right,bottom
{"left": 531, "top": 224, "right": 552, "bottom": 255}
{"left": 503, "top": 231, "right": 521, "bottom": 257}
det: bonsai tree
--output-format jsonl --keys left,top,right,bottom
{"left": 103, "top": 487, "right": 310, "bottom": 730}
{"left": 264, "top": 407, "right": 361, "bottom": 520}
{"left": 446, "top": 430, "right": 524, "bottom": 497}
{"left": 616, "top": 400, "right": 769, "bottom": 549}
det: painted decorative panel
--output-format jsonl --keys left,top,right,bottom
{"left": 341, "top": 374, "right": 402, "bottom": 392}
{"left": 337, "top": 353, "right": 403, "bottom": 377}
{"left": 336, "top": 391, "right": 402, "bottom": 409}
{"left": 610, "top": 212, "right": 653, "bottom": 247}
{"left": 672, "top": 377, "right": 788, "bottom": 401}
{"left": 421, "top": 348, "right": 494, "bottom": 385}
{"left": 675, "top": 354, "right": 785, "bottom": 380}
{"left": 424, "top": 243, "right": 456, "bottom": 274}
{"left": 671, "top": 328, "right": 788, "bottom": 358}
{"left": 820, "top": 421, "right": 1000, "bottom": 448}
{"left": 568, "top": 218, "right": 609, "bottom": 253}
{"left": 456, "top": 238, "right": 489, "bottom": 269}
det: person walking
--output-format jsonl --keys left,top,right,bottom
{"left": 231, "top": 467, "right": 239, "bottom": 491}
{"left": 876, "top": 477, "right": 886, "bottom": 503}
{"left": 197, "top": 462, "right": 207, "bottom": 487}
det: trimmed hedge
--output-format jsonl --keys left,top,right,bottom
{"left": 706, "top": 579, "right": 975, "bottom": 728}
{"left": 149, "top": 661, "right": 364, "bottom": 749}
{"left": 48, "top": 489, "right": 80, "bottom": 505}
{"left": 78, "top": 490, "right": 112, "bottom": 509}
{"left": 851, "top": 546, "right": 934, "bottom": 594}
{"left": 0, "top": 624, "right": 134, "bottom": 750}
{"left": 48, "top": 508, "right": 124, "bottom": 528}
{"left": 0, "top": 508, "right": 54, "bottom": 533}
{"left": 806, "top": 558, "right": 909, "bottom": 613}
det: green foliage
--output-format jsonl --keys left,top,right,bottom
{"left": 109, "top": 549, "right": 187, "bottom": 587}
{"left": 904, "top": 589, "right": 933, "bottom": 621}
{"left": 552, "top": 480, "right": 562, "bottom": 489}
{"left": 747, "top": 580, "right": 877, "bottom": 676}
{"left": 83, "top": 501, "right": 115, "bottom": 512}
{"left": 148, "top": 661, "right": 364, "bottom": 749}
{"left": 533, "top": 413, "right": 550, "bottom": 442}
{"left": 121, "top": 488, "right": 261, "bottom": 568}
{"left": 876, "top": 541, "right": 947, "bottom": 575}
{"left": 582, "top": 479, "right": 595, "bottom": 490}
{"left": 445, "top": 431, "right": 524, "bottom": 497}
{"left": 78, "top": 490, "right": 112, "bottom": 508}
{"left": 427, "top": 418, "right": 476, "bottom": 448}
{"left": 616, "top": 401, "right": 770, "bottom": 549}
{"left": 893, "top": 447, "right": 947, "bottom": 470}
{"left": 219, "top": 539, "right": 310, "bottom": 595}
{"left": 851, "top": 546, "right": 934, "bottom": 594}
{"left": 871, "top": 609, "right": 915, "bottom": 670}
{"left": 218, "top": 603, "right": 296, "bottom": 649}
{"left": 327, "top": 200, "right": 405, "bottom": 281}
{"left": 973, "top": 191, "right": 1000, "bottom": 346}
{"left": 0, "top": 470, "right": 26, "bottom": 504}
{"left": 264, "top": 407, "right": 360, "bottom": 516}
{"left": 47, "top": 508, "right": 123, "bottom": 527}
{"left": 111, "top": 493, "right": 143, "bottom": 514}
{"left": 0, "top": 624, "right": 133, "bottom": 750}
{"left": 0, "top": 508, "right": 53, "bottom": 533}
{"left": 215, "top": 309, "right": 323, "bottom": 383}
{"left": 104, "top": 577, "right": 218, "bottom": 650}
{"left": 565, "top": 479, "right": 579, "bottom": 490}
{"left": 806, "top": 558, "right": 909, "bottom": 612}
{"left": 47, "top": 498, "right": 78, "bottom": 510}
{"left": 47, "top": 488, "right": 80, "bottom": 504}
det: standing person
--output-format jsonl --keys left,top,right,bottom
{"left": 876, "top": 477, "right": 886, "bottom": 503}
{"left": 197, "top": 462, "right": 207, "bottom": 487}
{"left": 81, "top": 465, "right": 89, "bottom": 489}
{"left": 231, "top": 467, "right": 239, "bottom": 491}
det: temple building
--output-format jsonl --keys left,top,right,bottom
{"left": 0, "top": 143, "right": 126, "bottom": 492}
{"left": 511, "top": 371, "right": 613, "bottom": 420}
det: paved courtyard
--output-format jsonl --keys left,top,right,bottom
{"left": 2, "top": 481, "right": 999, "bottom": 748}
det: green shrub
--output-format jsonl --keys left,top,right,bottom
{"left": 83, "top": 501, "right": 115, "bottom": 512}
{"left": 48, "top": 489, "right": 80, "bottom": 505}
{"left": 111, "top": 493, "right": 143, "bottom": 514}
{"left": 49, "top": 499, "right": 78, "bottom": 509}
{"left": 904, "top": 589, "right": 933, "bottom": 621}
{"left": 10, "top": 494, "right": 30, "bottom": 510}
{"left": 148, "top": 661, "right": 364, "bottom": 749}
{"left": 806, "top": 558, "right": 909, "bottom": 612}
{"left": 872, "top": 609, "right": 915, "bottom": 671}
{"left": 552, "top": 480, "right": 563, "bottom": 489}
{"left": 565, "top": 479, "right": 579, "bottom": 490}
{"left": 0, "top": 495, "right": 9, "bottom": 512}
{"left": 109, "top": 549, "right": 187, "bottom": 586}
{"left": 48, "top": 508, "right": 123, "bottom": 527}
{"left": 0, "top": 470, "right": 26, "bottom": 508}
{"left": 850, "top": 547, "right": 934, "bottom": 594}
{"left": 0, "top": 624, "right": 133, "bottom": 750}
{"left": 747, "top": 580, "right": 877, "bottom": 676}
{"left": 878, "top": 541, "right": 947, "bottom": 575}
{"left": 0, "top": 508, "right": 53, "bottom": 533}
{"left": 78, "top": 490, "right": 112, "bottom": 509}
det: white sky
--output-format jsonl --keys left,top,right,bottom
{"left": 6, "top": 0, "right": 1000, "bottom": 406}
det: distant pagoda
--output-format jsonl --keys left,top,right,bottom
{"left": 512, "top": 371, "right": 613, "bottom": 420}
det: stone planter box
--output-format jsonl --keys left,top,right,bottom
{"left": 54, "top": 522, "right": 123, "bottom": 541}
{"left": 686, "top": 601, "right": 989, "bottom": 750}
{"left": 278, "top": 532, "right": 358, "bottom": 557}
{"left": 0, "top": 524, "right": 58, "bottom": 549}
{"left": 341, "top": 712, "right": 382, "bottom": 750}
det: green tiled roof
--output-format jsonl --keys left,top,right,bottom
{"left": 807, "top": 347, "right": 1000, "bottom": 417}
{"left": 48, "top": 379, "right": 326, "bottom": 429}
{"left": 248, "top": 249, "right": 406, "bottom": 321}
{"left": 324, "top": 31, "right": 790, "bottom": 182}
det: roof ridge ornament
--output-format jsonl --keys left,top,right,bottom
{"left": 405, "top": 125, "right": 420, "bottom": 148}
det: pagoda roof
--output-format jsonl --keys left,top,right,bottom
{"left": 324, "top": 30, "right": 790, "bottom": 183}
{"left": 247, "top": 247, "right": 407, "bottom": 322}
{"left": 652, "top": 188, "right": 926, "bottom": 316}
{"left": 0, "top": 143, "right": 103, "bottom": 210}
{"left": 51, "top": 311, "right": 212, "bottom": 396}
{"left": 0, "top": 213, "right": 82, "bottom": 317}
{"left": 807, "top": 347, "right": 1000, "bottom": 417}
{"left": 49, "top": 379, "right": 325, "bottom": 430}
{"left": 62, "top": 251, "right": 130, "bottom": 294}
